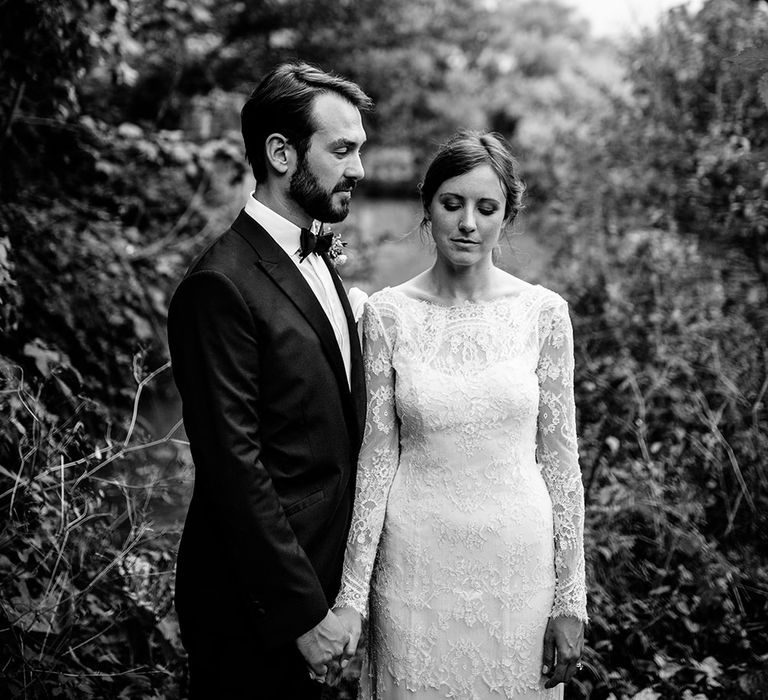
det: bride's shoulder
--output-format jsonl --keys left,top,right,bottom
{"left": 491, "top": 271, "right": 534, "bottom": 298}
{"left": 390, "top": 271, "right": 433, "bottom": 301}
{"left": 493, "top": 271, "right": 562, "bottom": 300}
{"left": 364, "top": 286, "right": 404, "bottom": 322}
{"left": 535, "top": 285, "right": 569, "bottom": 311}
{"left": 532, "top": 284, "right": 567, "bottom": 308}
{"left": 493, "top": 271, "right": 568, "bottom": 317}
{"left": 369, "top": 273, "right": 431, "bottom": 308}
{"left": 367, "top": 286, "right": 399, "bottom": 308}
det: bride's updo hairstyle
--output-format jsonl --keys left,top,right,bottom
{"left": 419, "top": 130, "right": 525, "bottom": 233}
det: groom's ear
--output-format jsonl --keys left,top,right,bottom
{"left": 264, "top": 133, "right": 294, "bottom": 176}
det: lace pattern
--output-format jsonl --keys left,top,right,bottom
{"left": 335, "top": 286, "right": 587, "bottom": 699}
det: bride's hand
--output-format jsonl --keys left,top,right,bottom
{"left": 334, "top": 606, "right": 363, "bottom": 661}
{"left": 542, "top": 615, "right": 584, "bottom": 688}
{"left": 323, "top": 606, "right": 363, "bottom": 687}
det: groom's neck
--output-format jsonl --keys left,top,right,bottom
{"left": 253, "top": 181, "right": 312, "bottom": 230}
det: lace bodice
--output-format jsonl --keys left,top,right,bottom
{"left": 336, "top": 285, "right": 587, "bottom": 621}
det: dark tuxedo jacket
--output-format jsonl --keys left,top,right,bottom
{"left": 167, "top": 210, "right": 366, "bottom": 654}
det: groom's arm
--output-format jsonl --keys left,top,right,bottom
{"left": 168, "top": 269, "right": 329, "bottom": 647}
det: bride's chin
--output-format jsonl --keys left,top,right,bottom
{"left": 437, "top": 250, "right": 487, "bottom": 268}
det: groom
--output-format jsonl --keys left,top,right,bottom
{"left": 167, "top": 62, "right": 371, "bottom": 698}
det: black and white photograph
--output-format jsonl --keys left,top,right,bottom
{"left": 1, "top": 0, "right": 766, "bottom": 698}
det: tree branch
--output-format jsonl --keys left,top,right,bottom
{"left": 0, "top": 80, "right": 26, "bottom": 152}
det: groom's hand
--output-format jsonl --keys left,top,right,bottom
{"left": 295, "top": 609, "right": 349, "bottom": 680}
{"left": 324, "top": 606, "right": 363, "bottom": 686}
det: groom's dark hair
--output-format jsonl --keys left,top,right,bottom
{"left": 241, "top": 62, "right": 373, "bottom": 182}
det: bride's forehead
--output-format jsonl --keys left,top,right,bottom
{"left": 436, "top": 164, "right": 505, "bottom": 198}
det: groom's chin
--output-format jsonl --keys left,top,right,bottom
{"left": 326, "top": 201, "right": 351, "bottom": 223}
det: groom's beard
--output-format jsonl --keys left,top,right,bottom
{"left": 289, "top": 157, "right": 356, "bottom": 223}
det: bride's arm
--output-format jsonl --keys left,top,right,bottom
{"left": 536, "top": 298, "right": 588, "bottom": 623}
{"left": 334, "top": 299, "right": 400, "bottom": 619}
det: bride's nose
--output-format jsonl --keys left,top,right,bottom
{"left": 458, "top": 212, "right": 476, "bottom": 233}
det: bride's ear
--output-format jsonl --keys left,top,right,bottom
{"left": 265, "top": 133, "right": 294, "bottom": 176}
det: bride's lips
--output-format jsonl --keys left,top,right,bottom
{"left": 451, "top": 238, "right": 480, "bottom": 245}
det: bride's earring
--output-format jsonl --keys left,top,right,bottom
{"left": 418, "top": 212, "right": 433, "bottom": 248}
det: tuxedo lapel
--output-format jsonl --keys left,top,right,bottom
{"left": 322, "top": 254, "right": 366, "bottom": 445}
{"left": 231, "top": 212, "right": 351, "bottom": 406}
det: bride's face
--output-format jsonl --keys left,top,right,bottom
{"left": 428, "top": 163, "right": 507, "bottom": 268}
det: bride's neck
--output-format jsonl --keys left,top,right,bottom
{"left": 428, "top": 259, "right": 496, "bottom": 303}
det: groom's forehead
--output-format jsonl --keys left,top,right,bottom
{"left": 309, "top": 93, "right": 365, "bottom": 143}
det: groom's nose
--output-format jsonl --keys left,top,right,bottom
{"left": 345, "top": 151, "right": 365, "bottom": 181}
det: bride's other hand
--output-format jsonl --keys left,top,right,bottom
{"left": 542, "top": 615, "right": 584, "bottom": 689}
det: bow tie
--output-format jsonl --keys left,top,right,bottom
{"left": 299, "top": 225, "right": 333, "bottom": 261}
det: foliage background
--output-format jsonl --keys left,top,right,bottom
{"left": 1, "top": 0, "right": 767, "bottom": 698}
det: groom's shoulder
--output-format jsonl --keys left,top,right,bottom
{"left": 184, "top": 216, "right": 256, "bottom": 280}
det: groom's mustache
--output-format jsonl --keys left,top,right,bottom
{"left": 333, "top": 178, "right": 357, "bottom": 193}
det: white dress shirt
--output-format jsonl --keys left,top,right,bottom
{"left": 244, "top": 194, "right": 352, "bottom": 387}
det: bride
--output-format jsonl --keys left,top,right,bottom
{"left": 333, "top": 131, "right": 587, "bottom": 699}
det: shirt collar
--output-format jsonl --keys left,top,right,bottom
{"left": 244, "top": 192, "right": 319, "bottom": 260}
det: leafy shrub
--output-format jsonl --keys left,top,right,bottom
{"left": 0, "top": 357, "right": 188, "bottom": 699}
{"left": 559, "top": 229, "right": 768, "bottom": 699}
{"left": 535, "top": 4, "right": 768, "bottom": 692}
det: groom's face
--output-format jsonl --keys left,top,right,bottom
{"left": 289, "top": 92, "right": 366, "bottom": 223}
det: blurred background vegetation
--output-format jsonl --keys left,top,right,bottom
{"left": 1, "top": 0, "right": 767, "bottom": 698}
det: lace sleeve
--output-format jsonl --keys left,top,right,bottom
{"left": 536, "top": 298, "right": 588, "bottom": 622}
{"left": 334, "top": 299, "right": 400, "bottom": 618}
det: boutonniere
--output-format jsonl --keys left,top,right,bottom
{"left": 324, "top": 226, "right": 348, "bottom": 266}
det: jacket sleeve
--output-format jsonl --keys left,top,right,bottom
{"left": 168, "top": 269, "right": 328, "bottom": 646}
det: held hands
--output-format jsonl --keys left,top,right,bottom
{"left": 542, "top": 615, "right": 585, "bottom": 689}
{"left": 323, "top": 606, "right": 363, "bottom": 687}
{"left": 295, "top": 609, "right": 349, "bottom": 684}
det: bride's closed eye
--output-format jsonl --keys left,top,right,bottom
{"left": 441, "top": 203, "right": 499, "bottom": 216}
{"left": 438, "top": 194, "right": 501, "bottom": 216}
{"left": 438, "top": 196, "right": 462, "bottom": 211}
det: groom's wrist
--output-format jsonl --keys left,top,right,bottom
{"left": 253, "top": 595, "right": 328, "bottom": 649}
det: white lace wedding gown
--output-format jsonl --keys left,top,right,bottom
{"left": 335, "top": 285, "right": 588, "bottom": 699}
